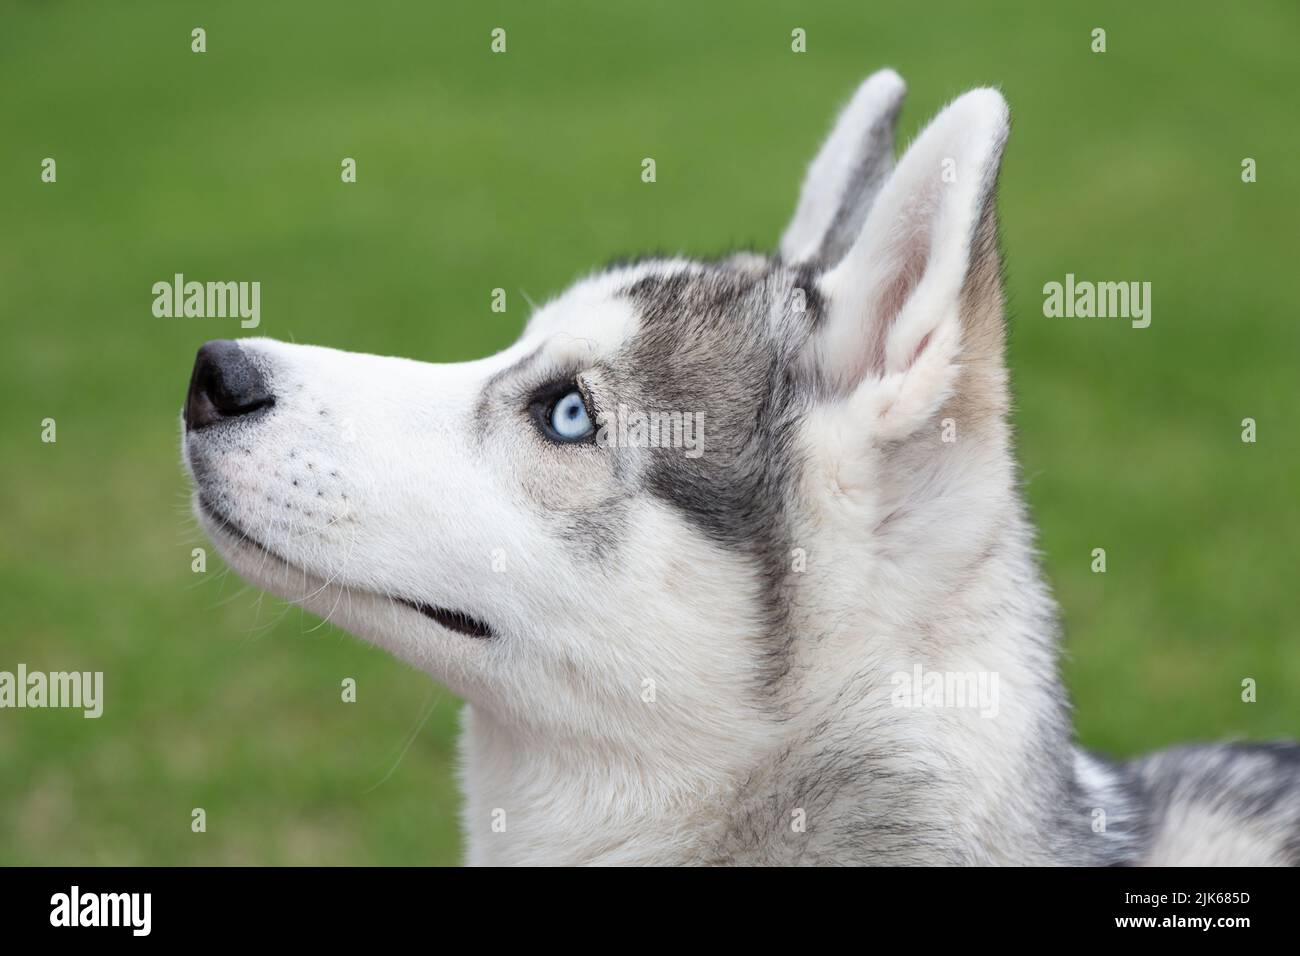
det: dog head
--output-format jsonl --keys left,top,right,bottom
{"left": 184, "top": 70, "right": 1013, "bottom": 773}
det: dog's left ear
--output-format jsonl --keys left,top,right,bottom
{"left": 780, "top": 69, "right": 906, "bottom": 267}
{"left": 811, "top": 88, "right": 1010, "bottom": 442}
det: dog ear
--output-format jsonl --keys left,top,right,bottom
{"left": 811, "top": 88, "right": 1010, "bottom": 442}
{"left": 780, "top": 69, "right": 906, "bottom": 267}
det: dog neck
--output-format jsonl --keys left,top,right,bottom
{"left": 458, "top": 447, "right": 1137, "bottom": 865}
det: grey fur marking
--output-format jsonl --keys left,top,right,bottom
{"left": 813, "top": 100, "right": 904, "bottom": 267}
{"left": 615, "top": 263, "right": 815, "bottom": 685}
{"left": 1133, "top": 742, "right": 1300, "bottom": 865}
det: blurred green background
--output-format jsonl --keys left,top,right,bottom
{"left": 2, "top": 0, "right": 1297, "bottom": 865}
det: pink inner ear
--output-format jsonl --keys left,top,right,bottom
{"left": 868, "top": 217, "right": 931, "bottom": 375}
{"left": 909, "top": 330, "right": 933, "bottom": 368}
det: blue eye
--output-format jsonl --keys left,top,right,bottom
{"left": 549, "top": 390, "right": 593, "bottom": 441}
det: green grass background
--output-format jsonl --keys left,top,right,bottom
{"left": 1, "top": 1, "right": 1297, "bottom": 865}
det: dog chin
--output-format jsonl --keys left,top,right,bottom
{"left": 192, "top": 492, "right": 497, "bottom": 643}
{"left": 194, "top": 493, "right": 394, "bottom": 642}
{"left": 193, "top": 493, "right": 320, "bottom": 598}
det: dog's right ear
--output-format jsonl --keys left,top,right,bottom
{"left": 809, "top": 88, "right": 1010, "bottom": 444}
{"left": 779, "top": 69, "right": 906, "bottom": 268}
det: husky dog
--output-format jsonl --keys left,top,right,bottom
{"left": 183, "top": 70, "right": 1299, "bottom": 865}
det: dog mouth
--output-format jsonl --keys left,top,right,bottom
{"left": 197, "top": 495, "right": 495, "bottom": 640}
{"left": 394, "top": 600, "right": 494, "bottom": 639}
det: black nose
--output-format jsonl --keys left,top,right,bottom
{"left": 185, "top": 340, "right": 273, "bottom": 431}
